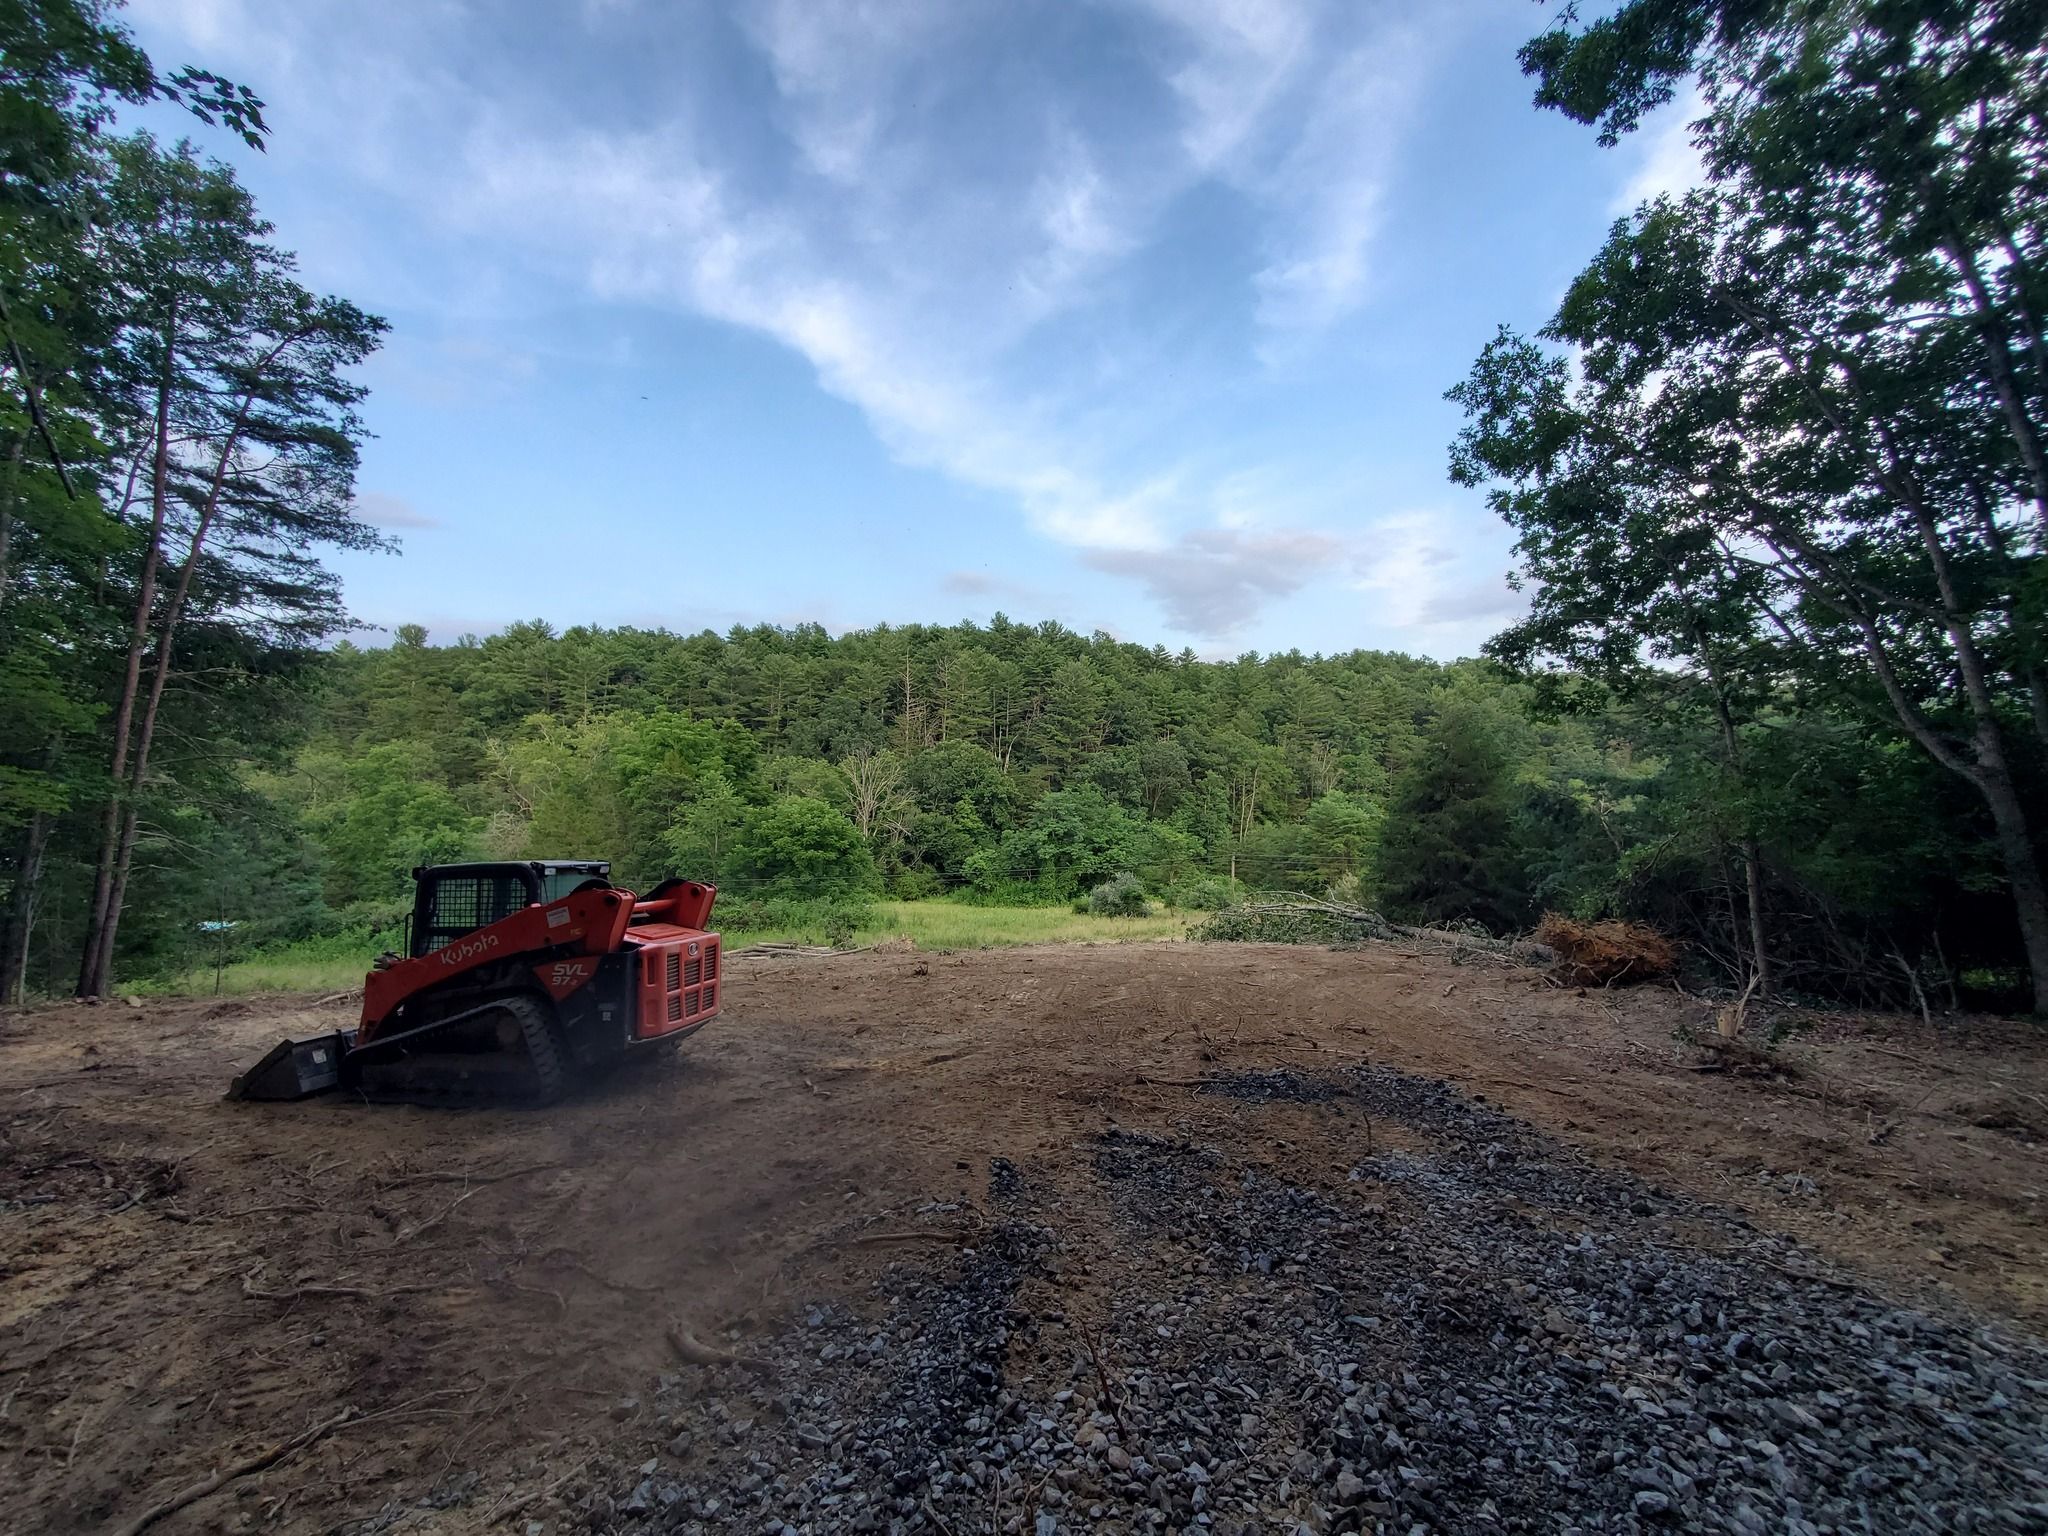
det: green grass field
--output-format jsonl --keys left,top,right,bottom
{"left": 144, "top": 899, "right": 1200, "bottom": 998}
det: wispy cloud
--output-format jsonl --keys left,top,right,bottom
{"left": 1134, "top": 1, "right": 1433, "bottom": 340}
{"left": 941, "top": 568, "right": 1056, "bottom": 610}
{"left": 352, "top": 490, "right": 440, "bottom": 530}
{"left": 1086, "top": 526, "right": 1345, "bottom": 636}
{"left": 1352, "top": 510, "right": 1522, "bottom": 637}
{"left": 1133, "top": 0, "right": 1314, "bottom": 169}
{"left": 142, "top": 0, "right": 1454, "bottom": 637}
{"left": 1249, "top": 28, "right": 1427, "bottom": 339}
{"left": 1612, "top": 88, "right": 1707, "bottom": 212}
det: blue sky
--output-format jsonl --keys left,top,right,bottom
{"left": 129, "top": 0, "right": 1696, "bottom": 659}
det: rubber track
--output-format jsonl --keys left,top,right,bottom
{"left": 346, "top": 994, "right": 571, "bottom": 1109}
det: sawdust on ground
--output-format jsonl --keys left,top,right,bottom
{"left": 1, "top": 940, "right": 2042, "bottom": 1534}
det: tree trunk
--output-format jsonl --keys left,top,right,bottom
{"left": 1741, "top": 838, "right": 1770, "bottom": 999}
{"left": 0, "top": 286, "right": 78, "bottom": 500}
{"left": 78, "top": 314, "right": 175, "bottom": 997}
{"left": 1944, "top": 228, "right": 2048, "bottom": 544}
{"left": 84, "top": 308, "right": 304, "bottom": 992}
{"left": 0, "top": 436, "right": 21, "bottom": 610}
{"left": 87, "top": 374, "right": 264, "bottom": 991}
{"left": 1911, "top": 506, "right": 2048, "bottom": 1012}
{"left": 88, "top": 523, "right": 208, "bottom": 991}
{"left": 1, "top": 808, "right": 51, "bottom": 1005}
{"left": 1979, "top": 767, "right": 2048, "bottom": 1016}
{"left": 1964, "top": 480, "right": 2048, "bottom": 749}
{"left": 1695, "top": 623, "right": 1770, "bottom": 998}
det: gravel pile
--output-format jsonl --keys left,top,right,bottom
{"left": 592, "top": 1065, "right": 2048, "bottom": 1535}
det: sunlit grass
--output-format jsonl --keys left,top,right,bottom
{"left": 136, "top": 952, "right": 377, "bottom": 999}
{"left": 143, "top": 898, "right": 1199, "bottom": 997}
{"left": 854, "top": 900, "right": 1197, "bottom": 950}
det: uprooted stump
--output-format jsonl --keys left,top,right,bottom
{"left": 1533, "top": 914, "right": 1677, "bottom": 987}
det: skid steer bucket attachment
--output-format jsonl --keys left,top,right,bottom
{"left": 228, "top": 1033, "right": 350, "bottom": 1101}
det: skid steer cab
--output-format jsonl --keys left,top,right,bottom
{"left": 230, "top": 860, "right": 722, "bottom": 1107}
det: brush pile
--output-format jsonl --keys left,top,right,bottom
{"left": 1194, "top": 894, "right": 1546, "bottom": 967}
{"left": 1533, "top": 913, "right": 1678, "bottom": 986}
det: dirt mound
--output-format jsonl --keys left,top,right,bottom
{"left": 1534, "top": 913, "right": 1678, "bottom": 986}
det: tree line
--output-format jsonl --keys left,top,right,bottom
{"left": 0, "top": 0, "right": 382, "bottom": 1001}
{"left": 1460, "top": 0, "right": 2048, "bottom": 1011}
{"left": 0, "top": 0, "right": 2041, "bottom": 1013}
{"left": 14, "top": 613, "right": 2030, "bottom": 1012}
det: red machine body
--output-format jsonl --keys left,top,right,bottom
{"left": 230, "top": 862, "right": 722, "bottom": 1106}
{"left": 356, "top": 878, "right": 721, "bottom": 1047}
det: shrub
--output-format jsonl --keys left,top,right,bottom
{"left": 1193, "top": 904, "right": 1393, "bottom": 945}
{"left": 1161, "top": 874, "right": 1234, "bottom": 911}
{"left": 970, "top": 788, "right": 1172, "bottom": 900}
{"left": 713, "top": 894, "right": 874, "bottom": 943}
{"left": 1087, "top": 872, "right": 1150, "bottom": 917}
{"left": 888, "top": 866, "right": 944, "bottom": 901}
{"left": 957, "top": 878, "right": 1057, "bottom": 908}
{"left": 729, "top": 796, "right": 879, "bottom": 899}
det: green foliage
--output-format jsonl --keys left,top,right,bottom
{"left": 710, "top": 894, "right": 875, "bottom": 945}
{"left": 1163, "top": 873, "right": 1236, "bottom": 911}
{"left": 1379, "top": 701, "right": 1530, "bottom": 933}
{"left": 973, "top": 787, "right": 1167, "bottom": 900}
{"left": 1304, "top": 792, "right": 1384, "bottom": 887}
{"left": 46, "top": 601, "right": 2021, "bottom": 1009}
{"left": 1087, "top": 872, "right": 1149, "bottom": 917}
{"left": 1191, "top": 904, "right": 1392, "bottom": 946}
{"left": 664, "top": 768, "right": 747, "bottom": 886}
{"left": 298, "top": 743, "right": 480, "bottom": 911}
{"left": 1467, "top": 0, "right": 2048, "bottom": 1006}
{"left": 730, "top": 796, "right": 878, "bottom": 900}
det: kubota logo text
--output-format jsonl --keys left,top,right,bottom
{"left": 439, "top": 932, "right": 500, "bottom": 968}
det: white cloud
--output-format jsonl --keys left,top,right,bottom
{"left": 739, "top": 0, "right": 952, "bottom": 186}
{"left": 1353, "top": 511, "right": 1453, "bottom": 627}
{"left": 139, "top": 0, "right": 1452, "bottom": 636}
{"left": 941, "top": 568, "right": 1054, "bottom": 608}
{"left": 1250, "top": 29, "right": 1428, "bottom": 338}
{"left": 1350, "top": 509, "right": 1521, "bottom": 638}
{"left": 1132, "top": 1, "right": 1435, "bottom": 340}
{"left": 1020, "top": 136, "right": 1136, "bottom": 304}
{"left": 1087, "top": 526, "right": 1347, "bottom": 636}
{"left": 1612, "top": 89, "right": 1707, "bottom": 212}
{"left": 1131, "top": 0, "right": 1314, "bottom": 169}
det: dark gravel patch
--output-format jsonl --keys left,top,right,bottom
{"left": 1196, "top": 1069, "right": 1349, "bottom": 1106}
{"left": 590, "top": 1066, "right": 2048, "bottom": 1536}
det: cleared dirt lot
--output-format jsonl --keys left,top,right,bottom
{"left": 2, "top": 940, "right": 2044, "bottom": 1533}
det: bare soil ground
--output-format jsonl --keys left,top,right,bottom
{"left": 2, "top": 941, "right": 2044, "bottom": 1534}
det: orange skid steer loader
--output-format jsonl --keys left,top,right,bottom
{"left": 230, "top": 861, "right": 722, "bottom": 1106}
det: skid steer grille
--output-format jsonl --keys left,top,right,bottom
{"left": 636, "top": 936, "right": 722, "bottom": 1039}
